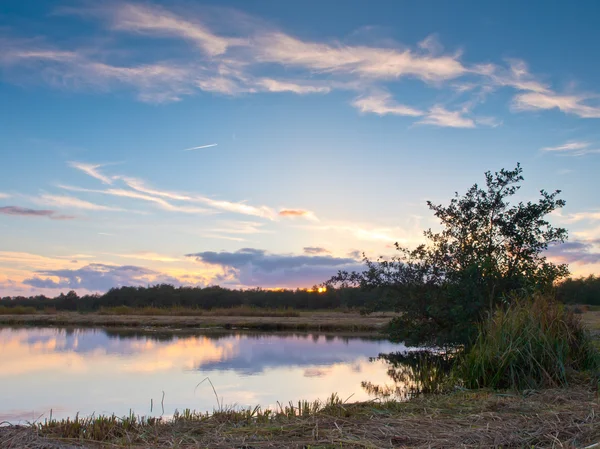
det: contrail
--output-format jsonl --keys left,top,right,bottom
{"left": 183, "top": 143, "right": 218, "bottom": 151}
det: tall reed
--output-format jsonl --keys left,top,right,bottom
{"left": 458, "top": 294, "right": 599, "bottom": 390}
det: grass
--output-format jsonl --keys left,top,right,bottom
{"left": 2, "top": 386, "right": 599, "bottom": 448}
{"left": 458, "top": 295, "right": 600, "bottom": 390}
{"left": 0, "top": 310, "right": 388, "bottom": 333}
{"left": 0, "top": 306, "right": 37, "bottom": 315}
{"left": 98, "top": 305, "right": 206, "bottom": 316}
{"left": 81, "top": 305, "right": 300, "bottom": 317}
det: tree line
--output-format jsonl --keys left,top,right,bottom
{"left": 0, "top": 275, "right": 597, "bottom": 312}
{"left": 0, "top": 284, "right": 383, "bottom": 311}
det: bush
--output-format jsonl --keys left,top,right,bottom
{"left": 0, "top": 306, "right": 37, "bottom": 315}
{"left": 458, "top": 295, "right": 599, "bottom": 390}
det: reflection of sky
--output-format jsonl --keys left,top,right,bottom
{"left": 0, "top": 327, "right": 405, "bottom": 423}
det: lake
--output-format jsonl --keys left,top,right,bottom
{"left": 0, "top": 327, "right": 409, "bottom": 423}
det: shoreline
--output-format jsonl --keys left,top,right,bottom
{"left": 0, "top": 311, "right": 392, "bottom": 334}
{"left": 1, "top": 386, "right": 598, "bottom": 448}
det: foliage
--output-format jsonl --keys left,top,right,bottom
{"left": 0, "top": 285, "right": 380, "bottom": 312}
{"left": 328, "top": 164, "right": 569, "bottom": 346}
{"left": 557, "top": 275, "right": 600, "bottom": 305}
{"left": 0, "top": 305, "right": 37, "bottom": 315}
{"left": 457, "top": 295, "right": 599, "bottom": 390}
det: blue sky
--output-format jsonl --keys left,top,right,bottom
{"left": 1, "top": 0, "right": 600, "bottom": 295}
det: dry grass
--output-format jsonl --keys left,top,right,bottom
{"left": 1, "top": 386, "right": 599, "bottom": 448}
{"left": 98, "top": 305, "right": 301, "bottom": 318}
{"left": 0, "top": 311, "right": 392, "bottom": 333}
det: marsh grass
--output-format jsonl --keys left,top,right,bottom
{"left": 458, "top": 294, "right": 600, "bottom": 390}
{"left": 98, "top": 306, "right": 205, "bottom": 316}
{"left": 4, "top": 387, "right": 598, "bottom": 448}
{"left": 97, "top": 305, "right": 301, "bottom": 318}
{"left": 0, "top": 306, "right": 37, "bottom": 315}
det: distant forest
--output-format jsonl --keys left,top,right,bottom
{"left": 1, "top": 275, "right": 599, "bottom": 311}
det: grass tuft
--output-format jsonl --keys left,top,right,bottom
{"left": 457, "top": 294, "right": 600, "bottom": 390}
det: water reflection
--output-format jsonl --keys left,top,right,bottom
{"left": 0, "top": 327, "right": 407, "bottom": 422}
{"left": 362, "top": 351, "right": 456, "bottom": 400}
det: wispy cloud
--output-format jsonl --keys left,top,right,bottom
{"left": 0, "top": 206, "right": 75, "bottom": 220}
{"left": 256, "top": 78, "right": 330, "bottom": 94}
{"left": 417, "top": 106, "right": 475, "bottom": 128}
{"left": 59, "top": 184, "right": 211, "bottom": 214}
{"left": 108, "top": 3, "right": 247, "bottom": 56}
{"left": 118, "top": 177, "right": 277, "bottom": 219}
{"left": 254, "top": 32, "right": 466, "bottom": 82}
{"left": 183, "top": 143, "right": 218, "bottom": 151}
{"left": 513, "top": 91, "right": 600, "bottom": 119}
{"left": 352, "top": 93, "right": 424, "bottom": 117}
{"left": 0, "top": 193, "right": 11, "bottom": 199}
{"left": 35, "top": 194, "right": 122, "bottom": 211}
{"left": 68, "top": 161, "right": 114, "bottom": 184}
{"left": 2, "top": 2, "right": 598, "bottom": 124}
{"left": 540, "top": 141, "right": 600, "bottom": 156}
{"left": 64, "top": 164, "right": 289, "bottom": 219}
{"left": 111, "top": 252, "right": 182, "bottom": 262}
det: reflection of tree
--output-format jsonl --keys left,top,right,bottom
{"left": 362, "top": 351, "right": 456, "bottom": 400}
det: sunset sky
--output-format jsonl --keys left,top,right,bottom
{"left": 1, "top": 0, "right": 599, "bottom": 296}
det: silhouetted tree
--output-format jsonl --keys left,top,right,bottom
{"left": 328, "top": 164, "right": 569, "bottom": 346}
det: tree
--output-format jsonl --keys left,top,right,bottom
{"left": 327, "top": 164, "right": 569, "bottom": 347}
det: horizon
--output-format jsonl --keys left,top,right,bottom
{"left": 1, "top": 0, "right": 600, "bottom": 296}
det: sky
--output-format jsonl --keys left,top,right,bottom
{"left": 1, "top": 0, "right": 600, "bottom": 296}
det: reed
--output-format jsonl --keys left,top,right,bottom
{"left": 457, "top": 294, "right": 600, "bottom": 390}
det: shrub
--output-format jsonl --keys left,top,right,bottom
{"left": 458, "top": 295, "right": 599, "bottom": 390}
{"left": 0, "top": 306, "right": 37, "bottom": 315}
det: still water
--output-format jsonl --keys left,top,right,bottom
{"left": 0, "top": 327, "right": 408, "bottom": 422}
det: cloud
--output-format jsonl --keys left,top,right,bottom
{"left": 23, "top": 263, "right": 182, "bottom": 292}
{"left": 352, "top": 93, "right": 424, "bottom": 117}
{"left": 111, "top": 252, "right": 182, "bottom": 262}
{"left": 3, "top": 3, "right": 598, "bottom": 124}
{"left": 546, "top": 241, "right": 600, "bottom": 265}
{"left": 481, "top": 59, "right": 550, "bottom": 94}
{"left": 417, "top": 106, "right": 475, "bottom": 128}
{"left": 0, "top": 193, "right": 10, "bottom": 199}
{"left": 513, "top": 91, "right": 600, "bottom": 118}
{"left": 256, "top": 78, "right": 330, "bottom": 94}
{"left": 35, "top": 194, "right": 122, "bottom": 211}
{"left": 68, "top": 161, "right": 114, "bottom": 184}
{"left": 186, "top": 248, "right": 363, "bottom": 287}
{"left": 63, "top": 164, "right": 306, "bottom": 219}
{"left": 254, "top": 32, "right": 466, "bottom": 82}
{"left": 183, "top": 143, "right": 218, "bottom": 151}
{"left": 310, "top": 223, "right": 412, "bottom": 243}
{"left": 118, "top": 177, "right": 276, "bottom": 218}
{"left": 303, "top": 247, "right": 329, "bottom": 255}
{"left": 278, "top": 209, "right": 318, "bottom": 221}
{"left": 0, "top": 206, "right": 75, "bottom": 220}
{"left": 59, "top": 183, "right": 211, "bottom": 214}
{"left": 562, "top": 211, "right": 600, "bottom": 222}
{"left": 540, "top": 141, "right": 600, "bottom": 156}
{"left": 1, "top": 43, "right": 194, "bottom": 103}
{"left": 108, "top": 3, "right": 246, "bottom": 56}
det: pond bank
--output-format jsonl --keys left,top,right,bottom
{"left": 1, "top": 386, "right": 598, "bottom": 448}
{"left": 0, "top": 311, "right": 392, "bottom": 333}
